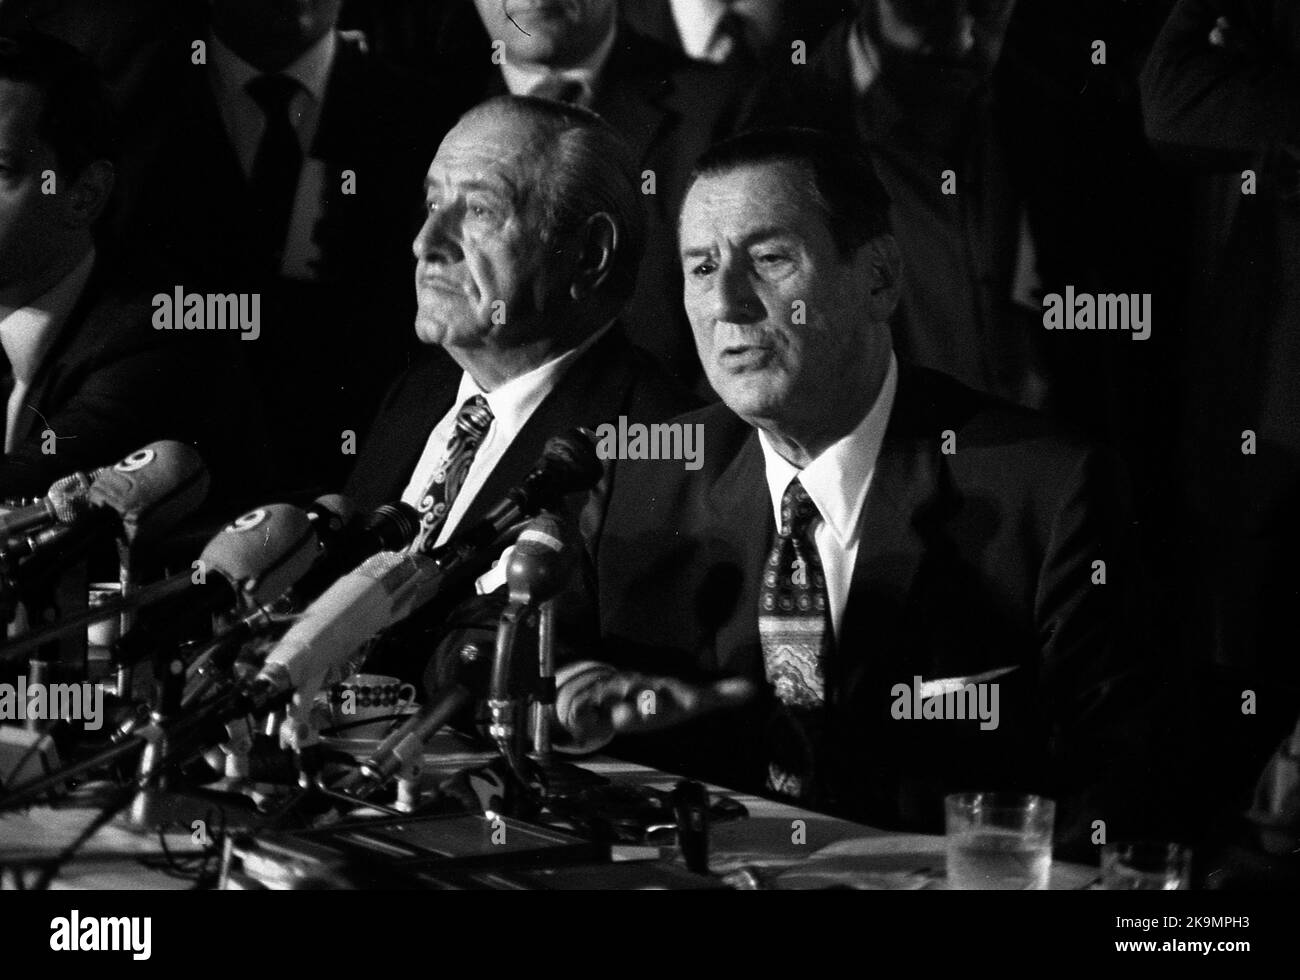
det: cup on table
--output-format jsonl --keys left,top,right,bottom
{"left": 944, "top": 792, "right": 1056, "bottom": 890}
{"left": 87, "top": 582, "right": 122, "bottom": 648}
{"left": 1101, "top": 841, "right": 1192, "bottom": 890}
{"left": 323, "top": 673, "right": 417, "bottom": 738}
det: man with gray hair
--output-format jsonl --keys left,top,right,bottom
{"left": 346, "top": 95, "right": 693, "bottom": 684}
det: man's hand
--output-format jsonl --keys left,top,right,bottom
{"left": 558, "top": 666, "right": 757, "bottom": 749}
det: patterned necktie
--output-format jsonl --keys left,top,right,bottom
{"left": 247, "top": 73, "right": 303, "bottom": 263}
{"left": 758, "top": 476, "right": 831, "bottom": 801}
{"left": 412, "top": 395, "right": 494, "bottom": 553}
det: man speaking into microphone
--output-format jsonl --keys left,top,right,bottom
{"left": 557, "top": 128, "right": 1168, "bottom": 853}
{"left": 345, "top": 95, "right": 694, "bottom": 685}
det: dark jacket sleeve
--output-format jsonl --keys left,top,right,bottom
{"left": 1140, "top": 0, "right": 1300, "bottom": 165}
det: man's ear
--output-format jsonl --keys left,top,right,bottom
{"left": 61, "top": 160, "right": 115, "bottom": 229}
{"left": 859, "top": 233, "right": 901, "bottom": 322}
{"left": 569, "top": 211, "right": 618, "bottom": 302}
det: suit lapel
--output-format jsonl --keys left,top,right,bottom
{"left": 836, "top": 364, "right": 943, "bottom": 698}
{"left": 456, "top": 328, "right": 638, "bottom": 531}
{"left": 706, "top": 425, "right": 771, "bottom": 677}
{"left": 13, "top": 265, "right": 111, "bottom": 452}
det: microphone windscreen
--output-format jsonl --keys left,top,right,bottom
{"left": 87, "top": 441, "right": 210, "bottom": 542}
{"left": 514, "top": 512, "right": 565, "bottom": 557}
{"left": 200, "top": 503, "right": 320, "bottom": 606}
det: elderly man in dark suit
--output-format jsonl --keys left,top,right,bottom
{"left": 345, "top": 96, "right": 694, "bottom": 687}
{"left": 420, "top": 0, "right": 751, "bottom": 393}
{"left": 557, "top": 129, "right": 1158, "bottom": 850}
{"left": 0, "top": 31, "right": 260, "bottom": 509}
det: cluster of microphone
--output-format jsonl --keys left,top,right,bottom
{"left": 0, "top": 429, "right": 604, "bottom": 813}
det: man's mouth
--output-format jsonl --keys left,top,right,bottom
{"left": 418, "top": 274, "right": 463, "bottom": 297}
{"left": 719, "top": 344, "right": 775, "bottom": 369}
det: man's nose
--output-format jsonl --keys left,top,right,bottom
{"left": 713, "top": 260, "right": 764, "bottom": 324}
{"left": 412, "top": 204, "right": 463, "bottom": 265}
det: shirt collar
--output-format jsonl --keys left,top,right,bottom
{"left": 453, "top": 322, "right": 613, "bottom": 430}
{"left": 669, "top": 0, "right": 781, "bottom": 60}
{"left": 0, "top": 248, "right": 96, "bottom": 384}
{"left": 499, "top": 18, "right": 618, "bottom": 101}
{"left": 846, "top": 15, "right": 882, "bottom": 95}
{"left": 209, "top": 28, "right": 337, "bottom": 103}
{"left": 758, "top": 352, "right": 898, "bottom": 546}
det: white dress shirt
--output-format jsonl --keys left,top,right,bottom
{"left": 499, "top": 21, "right": 618, "bottom": 106}
{"left": 669, "top": 0, "right": 780, "bottom": 62}
{"left": 401, "top": 327, "right": 611, "bottom": 548}
{"left": 0, "top": 248, "right": 96, "bottom": 452}
{"left": 757, "top": 353, "right": 898, "bottom": 641}
{"left": 208, "top": 30, "right": 336, "bottom": 280}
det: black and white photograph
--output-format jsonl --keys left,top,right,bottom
{"left": 0, "top": 0, "right": 1292, "bottom": 960}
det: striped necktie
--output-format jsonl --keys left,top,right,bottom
{"left": 412, "top": 395, "right": 494, "bottom": 553}
{"left": 758, "top": 476, "right": 831, "bottom": 801}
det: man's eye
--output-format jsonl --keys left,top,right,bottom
{"left": 756, "top": 253, "right": 790, "bottom": 265}
{"left": 690, "top": 261, "right": 716, "bottom": 277}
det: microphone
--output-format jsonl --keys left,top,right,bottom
{"left": 84, "top": 441, "right": 210, "bottom": 546}
{"left": 0, "top": 504, "right": 320, "bottom": 664}
{"left": 491, "top": 513, "right": 575, "bottom": 702}
{"left": 179, "top": 499, "right": 418, "bottom": 709}
{"left": 284, "top": 499, "right": 419, "bottom": 606}
{"left": 244, "top": 432, "right": 601, "bottom": 713}
{"left": 417, "top": 429, "right": 600, "bottom": 593}
{"left": 304, "top": 494, "right": 356, "bottom": 551}
{"left": 0, "top": 468, "right": 101, "bottom": 538}
{"left": 346, "top": 685, "right": 475, "bottom": 800}
{"left": 6, "top": 441, "right": 209, "bottom": 588}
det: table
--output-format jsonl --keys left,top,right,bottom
{"left": 0, "top": 733, "right": 1098, "bottom": 890}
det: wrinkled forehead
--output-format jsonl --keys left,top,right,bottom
{"left": 679, "top": 161, "right": 827, "bottom": 247}
{"left": 426, "top": 108, "right": 550, "bottom": 196}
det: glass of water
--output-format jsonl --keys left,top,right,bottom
{"left": 944, "top": 792, "right": 1056, "bottom": 890}
{"left": 1101, "top": 841, "right": 1192, "bottom": 890}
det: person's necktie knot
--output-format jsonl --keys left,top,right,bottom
{"left": 779, "top": 476, "right": 820, "bottom": 539}
{"left": 412, "top": 395, "right": 494, "bottom": 553}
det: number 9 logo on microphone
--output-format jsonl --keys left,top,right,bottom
{"left": 114, "top": 448, "right": 157, "bottom": 473}
{"left": 225, "top": 508, "right": 268, "bottom": 533}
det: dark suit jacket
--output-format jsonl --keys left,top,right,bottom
{"left": 595, "top": 362, "right": 1157, "bottom": 848}
{"left": 117, "top": 26, "right": 442, "bottom": 496}
{"left": 0, "top": 265, "right": 267, "bottom": 517}
{"left": 345, "top": 325, "right": 697, "bottom": 685}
